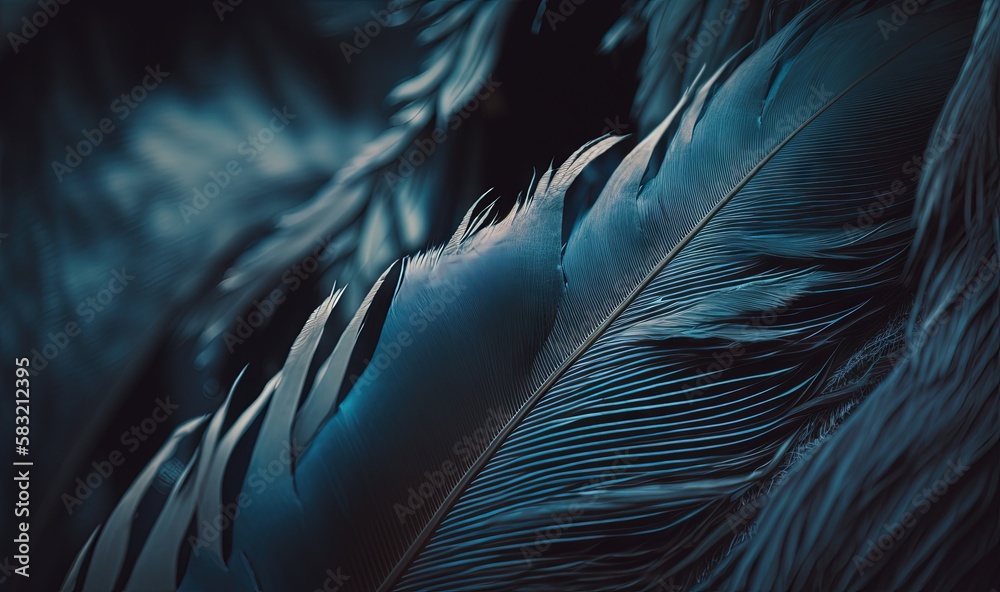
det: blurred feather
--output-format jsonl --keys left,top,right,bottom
{"left": 0, "top": 0, "right": 386, "bottom": 559}
{"left": 195, "top": 0, "right": 517, "bottom": 363}
{"left": 1, "top": 2, "right": 512, "bottom": 578}
{"left": 601, "top": 0, "right": 841, "bottom": 136}
{"left": 60, "top": 1, "right": 993, "bottom": 591}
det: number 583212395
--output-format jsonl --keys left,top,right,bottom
{"left": 15, "top": 358, "right": 30, "bottom": 453}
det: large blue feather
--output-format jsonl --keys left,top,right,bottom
{"left": 395, "top": 3, "right": 981, "bottom": 590}
{"left": 60, "top": 1, "right": 992, "bottom": 591}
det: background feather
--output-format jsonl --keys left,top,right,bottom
{"left": 0, "top": 0, "right": 396, "bottom": 575}
{"left": 55, "top": 1, "right": 994, "bottom": 591}
{"left": 695, "top": 1, "right": 999, "bottom": 588}
{"left": 190, "top": 0, "right": 519, "bottom": 361}
{"left": 395, "top": 2, "right": 981, "bottom": 589}
{"left": 600, "top": 0, "right": 841, "bottom": 137}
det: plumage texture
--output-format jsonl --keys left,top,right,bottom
{"left": 602, "top": 0, "right": 830, "bottom": 136}
{"left": 60, "top": 1, "right": 996, "bottom": 591}
{"left": 0, "top": 0, "right": 376, "bottom": 559}
{"left": 200, "top": 0, "right": 517, "bottom": 354}
{"left": 695, "top": 2, "right": 1000, "bottom": 588}
{"left": 1, "top": 2, "right": 508, "bottom": 575}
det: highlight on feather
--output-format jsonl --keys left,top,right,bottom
{"left": 60, "top": 287, "right": 341, "bottom": 592}
{"left": 59, "top": 2, "right": 997, "bottom": 590}
{"left": 187, "top": 0, "right": 516, "bottom": 377}
{"left": 59, "top": 137, "right": 625, "bottom": 590}
{"left": 692, "top": 2, "right": 999, "bottom": 590}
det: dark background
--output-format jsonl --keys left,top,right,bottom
{"left": 0, "top": 0, "right": 643, "bottom": 588}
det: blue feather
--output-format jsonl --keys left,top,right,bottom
{"left": 60, "top": 2, "right": 995, "bottom": 591}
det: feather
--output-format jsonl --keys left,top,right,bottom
{"left": 198, "top": 0, "right": 516, "bottom": 362}
{"left": 0, "top": 0, "right": 406, "bottom": 560}
{"left": 695, "top": 2, "right": 1000, "bottom": 589}
{"left": 2, "top": 3, "right": 511, "bottom": 577}
{"left": 62, "top": 1, "right": 992, "bottom": 591}
{"left": 601, "top": 0, "right": 829, "bottom": 137}
{"left": 394, "top": 4, "right": 982, "bottom": 589}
